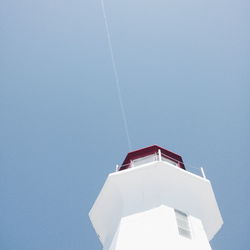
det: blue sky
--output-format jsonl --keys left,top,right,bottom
{"left": 1, "top": 0, "right": 249, "bottom": 249}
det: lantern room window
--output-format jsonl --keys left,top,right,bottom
{"left": 132, "top": 154, "right": 158, "bottom": 167}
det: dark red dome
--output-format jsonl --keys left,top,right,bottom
{"left": 119, "top": 145, "right": 185, "bottom": 171}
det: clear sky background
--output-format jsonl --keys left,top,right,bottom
{"left": 1, "top": 0, "right": 249, "bottom": 249}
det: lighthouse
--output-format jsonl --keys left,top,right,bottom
{"left": 89, "top": 145, "right": 223, "bottom": 250}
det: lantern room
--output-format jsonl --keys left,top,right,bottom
{"left": 119, "top": 145, "right": 185, "bottom": 171}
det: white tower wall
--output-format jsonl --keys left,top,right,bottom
{"left": 89, "top": 148, "right": 223, "bottom": 250}
{"left": 107, "top": 205, "right": 211, "bottom": 250}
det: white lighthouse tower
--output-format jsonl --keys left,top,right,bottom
{"left": 89, "top": 145, "right": 223, "bottom": 250}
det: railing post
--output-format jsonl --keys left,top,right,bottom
{"left": 130, "top": 160, "right": 134, "bottom": 168}
{"left": 200, "top": 167, "right": 206, "bottom": 179}
{"left": 116, "top": 164, "right": 119, "bottom": 172}
{"left": 158, "top": 149, "right": 162, "bottom": 161}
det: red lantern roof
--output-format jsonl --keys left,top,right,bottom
{"left": 119, "top": 145, "right": 185, "bottom": 171}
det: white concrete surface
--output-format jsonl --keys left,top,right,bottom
{"left": 106, "top": 205, "right": 211, "bottom": 250}
{"left": 89, "top": 160, "right": 223, "bottom": 249}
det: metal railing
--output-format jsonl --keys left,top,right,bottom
{"left": 115, "top": 149, "right": 206, "bottom": 178}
